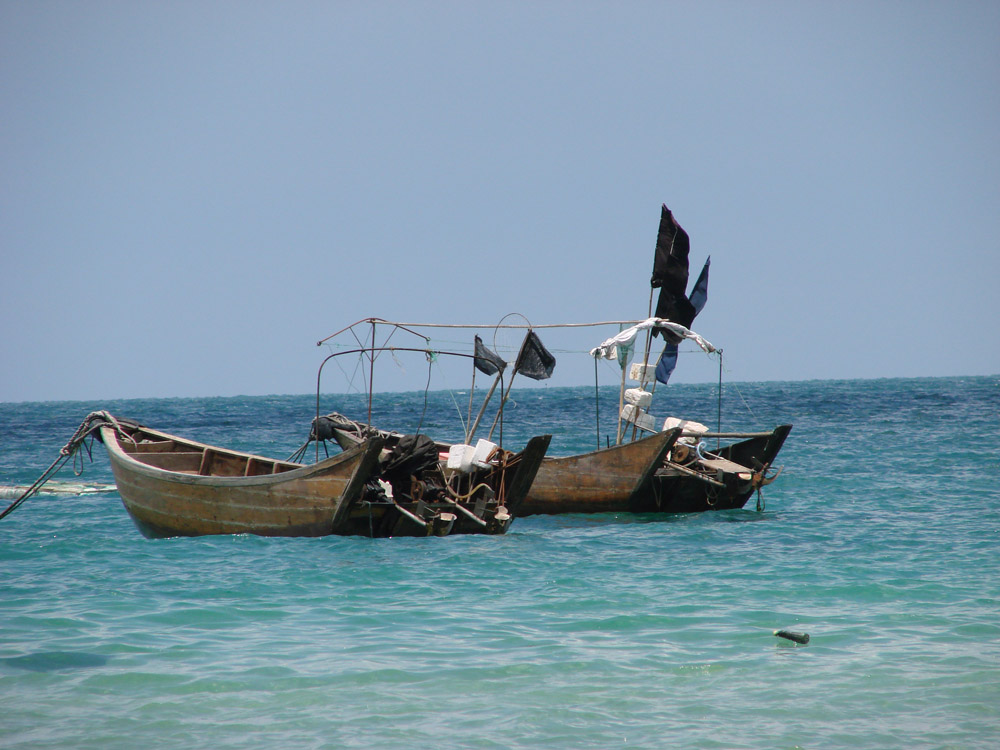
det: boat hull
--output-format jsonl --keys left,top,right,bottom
{"left": 642, "top": 424, "right": 793, "bottom": 513}
{"left": 519, "top": 425, "right": 792, "bottom": 515}
{"left": 515, "top": 429, "right": 679, "bottom": 515}
{"left": 99, "top": 424, "right": 382, "bottom": 538}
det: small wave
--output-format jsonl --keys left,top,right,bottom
{"left": 0, "top": 482, "right": 117, "bottom": 499}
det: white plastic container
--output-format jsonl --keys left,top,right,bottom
{"left": 620, "top": 404, "right": 657, "bottom": 432}
{"left": 662, "top": 417, "right": 709, "bottom": 434}
{"left": 662, "top": 417, "right": 709, "bottom": 445}
{"left": 624, "top": 388, "right": 652, "bottom": 409}
{"left": 629, "top": 362, "right": 655, "bottom": 384}
{"left": 471, "top": 438, "right": 497, "bottom": 468}
{"left": 447, "top": 443, "right": 475, "bottom": 472}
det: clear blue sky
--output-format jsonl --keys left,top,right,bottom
{"left": 2, "top": 1, "right": 998, "bottom": 403}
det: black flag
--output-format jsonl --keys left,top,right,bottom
{"left": 473, "top": 335, "right": 507, "bottom": 376}
{"left": 651, "top": 204, "right": 691, "bottom": 292}
{"left": 514, "top": 331, "right": 555, "bottom": 380}
{"left": 652, "top": 204, "right": 696, "bottom": 334}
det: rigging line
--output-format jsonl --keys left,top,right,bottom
{"left": 326, "top": 344, "right": 367, "bottom": 396}
{"left": 415, "top": 351, "right": 435, "bottom": 436}
{"left": 731, "top": 381, "right": 761, "bottom": 422}
{"left": 431, "top": 358, "right": 469, "bottom": 437}
{"left": 417, "top": 352, "right": 469, "bottom": 437}
{"left": 327, "top": 342, "right": 373, "bottom": 396}
{"left": 390, "top": 348, "right": 407, "bottom": 373}
{"left": 344, "top": 329, "right": 371, "bottom": 398}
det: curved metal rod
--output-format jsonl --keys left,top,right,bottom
{"left": 313, "top": 346, "right": 496, "bottom": 462}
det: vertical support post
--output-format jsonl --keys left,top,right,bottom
{"left": 466, "top": 360, "right": 477, "bottom": 441}
{"left": 367, "top": 320, "right": 376, "bottom": 426}
{"left": 468, "top": 372, "right": 502, "bottom": 444}
{"left": 594, "top": 355, "right": 601, "bottom": 451}
{"left": 717, "top": 349, "right": 723, "bottom": 450}
{"left": 615, "top": 360, "right": 626, "bottom": 446}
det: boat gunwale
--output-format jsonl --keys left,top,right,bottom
{"left": 536, "top": 427, "right": 679, "bottom": 464}
{"left": 99, "top": 425, "right": 374, "bottom": 488}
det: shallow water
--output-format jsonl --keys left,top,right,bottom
{"left": 2, "top": 376, "right": 998, "bottom": 749}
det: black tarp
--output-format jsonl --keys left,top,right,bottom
{"left": 514, "top": 331, "right": 555, "bottom": 380}
{"left": 380, "top": 434, "right": 440, "bottom": 486}
{"left": 474, "top": 335, "right": 507, "bottom": 376}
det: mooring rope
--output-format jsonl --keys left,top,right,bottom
{"left": 0, "top": 411, "right": 131, "bottom": 522}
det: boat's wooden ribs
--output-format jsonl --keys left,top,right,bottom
{"left": 198, "top": 449, "right": 293, "bottom": 477}
{"left": 132, "top": 452, "right": 203, "bottom": 473}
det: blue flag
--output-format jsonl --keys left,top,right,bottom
{"left": 689, "top": 257, "right": 710, "bottom": 316}
{"left": 655, "top": 343, "right": 679, "bottom": 385}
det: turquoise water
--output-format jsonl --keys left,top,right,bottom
{"left": 2, "top": 377, "right": 998, "bottom": 749}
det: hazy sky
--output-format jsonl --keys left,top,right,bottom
{"left": 2, "top": 1, "right": 998, "bottom": 403}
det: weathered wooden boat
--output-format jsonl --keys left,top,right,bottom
{"left": 312, "top": 413, "right": 551, "bottom": 535}
{"left": 304, "top": 337, "right": 554, "bottom": 535}
{"left": 3, "top": 406, "right": 546, "bottom": 538}
{"left": 569, "top": 203, "right": 791, "bottom": 514}
{"left": 507, "top": 204, "right": 792, "bottom": 515}
{"left": 640, "top": 424, "right": 792, "bottom": 513}
{"left": 95, "top": 415, "right": 385, "bottom": 538}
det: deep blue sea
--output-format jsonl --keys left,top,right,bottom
{"left": 2, "top": 376, "right": 998, "bottom": 749}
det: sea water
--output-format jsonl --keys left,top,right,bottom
{"left": 1, "top": 376, "right": 998, "bottom": 749}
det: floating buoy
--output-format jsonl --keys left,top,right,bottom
{"left": 774, "top": 629, "right": 810, "bottom": 645}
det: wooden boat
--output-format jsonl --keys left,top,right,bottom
{"left": 96, "top": 417, "right": 384, "bottom": 538}
{"left": 496, "top": 428, "right": 681, "bottom": 515}
{"left": 642, "top": 424, "right": 792, "bottom": 513}
{"left": 509, "top": 204, "right": 791, "bottom": 516}
{"left": 316, "top": 413, "right": 551, "bottom": 536}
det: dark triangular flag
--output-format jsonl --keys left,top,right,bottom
{"left": 514, "top": 331, "right": 555, "bottom": 380}
{"left": 473, "top": 335, "right": 507, "bottom": 376}
{"left": 655, "top": 343, "right": 679, "bottom": 385}
{"left": 689, "top": 256, "right": 710, "bottom": 317}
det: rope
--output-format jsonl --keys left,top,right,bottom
{"left": 445, "top": 481, "right": 494, "bottom": 502}
{"left": 415, "top": 351, "right": 435, "bottom": 435}
{"left": 0, "top": 411, "right": 131, "bottom": 523}
{"left": 0, "top": 453, "right": 72, "bottom": 521}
